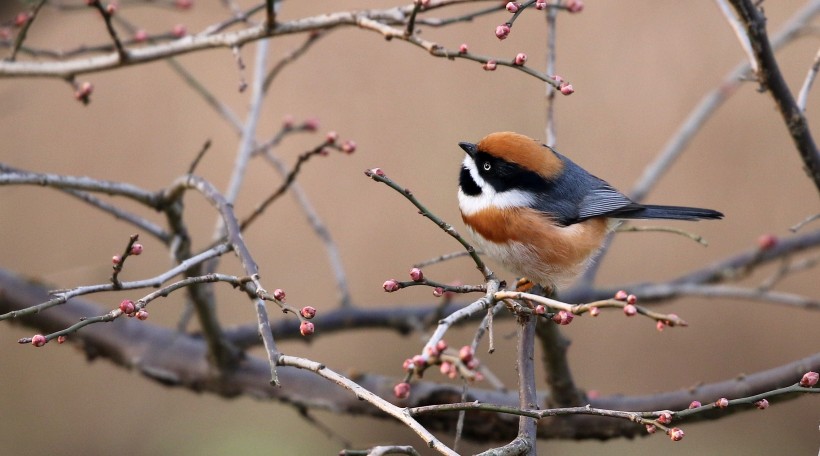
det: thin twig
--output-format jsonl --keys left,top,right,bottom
{"left": 796, "top": 47, "right": 820, "bottom": 112}
{"left": 279, "top": 355, "right": 459, "bottom": 456}
{"left": 616, "top": 224, "right": 710, "bottom": 246}
{"left": 364, "top": 168, "right": 493, "bottom": 281}
{"left": 7, "top": 0, "right": 47, "bottom": 62}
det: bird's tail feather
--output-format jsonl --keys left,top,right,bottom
{"left": 619, "top": 204, "right": 723, "bottom": 221}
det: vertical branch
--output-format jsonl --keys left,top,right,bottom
{"left": 797, "top": 48, "right": 820, "bottom": 112}
{"left": 535, "top": 322, "right": 583, "bottom": 407}
{"left": 255, "top": 298, "right": 280, "bottom": 386}
{"left": 544, "top": 1, "right": 558, "bottom": 147}
{"left": 225, "top": 39, "right": 270, "bottom": 204}
{"left": 266, "top": 0, "right": 277, "bottom": 31}
{"left": 728, "top": 0, "right": 820, "bottom": 197}
{"left": 517, "top": 315, "right": 538, "bottom": 455}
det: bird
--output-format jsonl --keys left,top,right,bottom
{"left": 457, "top": 131, "right": 723, "bottom": 290}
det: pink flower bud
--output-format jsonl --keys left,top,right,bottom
{"left": 432, "top": 287, "right": 444, "bottom": 297}
{"left": 119, "top": 299, "right": 135, "bottom": 315}
{"left": 273, "top": 288, "right": 286, "bottom": 301}
{"left": 535, "top": 0, "right": 547, "bottom": 9}
{"left": 626, "top": 294, "right": 637, "bottom": 305}
{"left": 645, "top": 424, "right": 656, "bottom": 434}
{"left": 505, "top": 2, "right": 520, "bottom": 13}
{"left": 112, "top": 255, "right": 121, "bottom": 265}
{"left": 757, "top": 234, "right": 777, "bottom": 251}
{"left": 300, "top": 306, "right": 317, "bottom": 319}
{"left": 559, "top": 83, "right": 574, "bottom": 95}
{"left": 514, "top": 52, "right": 527, "bottom": 65}
{"left": 589, "top": 306, "right": 600, "bottom": 317}
{"left": 467, "top": 358, "right": 480, "bottom": 370}
{"left": 534, "top": 304, "right": 546, "bottom": 315}
{"left": 325, "top": 131, "right": 339, "bottom": 144}
{"left": 495, "top": 24, "right": 510, "bottom": 40}
{"left": 105, "top": 2, "right": 118, "bottom": 15}
{"left": 483, "top": 60, "right": 497, "bottom": 71}
{"left": 440, "top": 361, "right": 454, "bottom": 376}
{"left": 75, "top": 81, "right": 94, "bottom": 102}
{"left": 136, "top": 309, "right": 149, "bottom": 320}
{"left": 175, "top": 0, "right": 193, "bottom": 10}
{"left": 657, "top": 412, "right": 672, "bottom": 424}
{"left": 565, "top": 0, "right": 584, "bottom": 13}
{"left": 668, "top": 427, "right": 684, "bottom": 441}
{"left": 754, "top": 399, "right": 769, "bottom": 409}
{"left": 393, "top": 382, "right": 411, "bottom": 399}
{"left": 459, "top": 345, "right": 473, "bottom": 363}
{"left": 282, "top": 114, "right": 295, "bottom": 130}
{"left": 57, "top": 335, "right": 67, "bottom": 344}
{"left": 435, "top": 340, "right": 448, "bottom": 352}
{"left": 614, "top": 290, "right": 628, "bottom": 301}
{"left": 341, "top": 140, "right": 357, "bottom": 154}
{"left": 303, "top": 118, "right": 320, "bottom": 132}
{"left": 31, "top": 334, "right": 47, "bottom": 347}
{"left": 412, "top": 354, "right": 426, "bottom": 369}
{"left": 552, "top": 74, "right": 565, "bottom": 84}
{"left": 14, "top": 12, "right": 29, "bottom": 27}
{"left": 552, "top": 310, "right": 573, "bottom": 325}
{"left": 299, "top": 320, "right": 315, "bottom": 336}
{"left": 656, "top": 320, "right": 665, "bottom": 332}
{"left": 715, "top": 397, "right": 729, "bottom": 408}
{"left": 171, "top": 24, "right": 187, "bottom": 38}
{"left": 800, "top": 371, "right": 819, "bottom": 387}
{"left": 409, "top": 267, "right": 424, "bottom": 282}
{"left": 688, "top": 400, "right": 701, "bottom": 409}
{"left": 402, "top": 358, "right": 413, "bottom": 370}
{"left": 134, "top": 29, "right": 148, "bottom": 42}
{"left": 130, "top": 243, "right": 143, "bottom": 255}
{"left": 458, "top": 43, "right": 468, "bottom": 54}
{"left": 623, "top": 304, "right": 637, "bottom": 316}
{"left": 383, "top": 279, "right": 400, "bottom": 293}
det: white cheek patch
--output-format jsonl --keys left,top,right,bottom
{"left": 459, "top": 155, "right": 536, "bottom": 216}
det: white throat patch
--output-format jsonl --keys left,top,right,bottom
{"left": 458, "top": 155, "right": 536, "bottom": 216}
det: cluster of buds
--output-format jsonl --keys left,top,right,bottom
{"left": 551, "top": 74, "right": 574, "bottom": 96}
{"left": 118, "top": 299, "right": 148, "bottom": 320}
{"left": 614, "top": 290, "right": 638, "bottom": 316}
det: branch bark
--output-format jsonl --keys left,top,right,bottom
{"left": 2, "top": 268, "right": 816, "bottom": 442}
{"left": 728, "top": 0, "right": 820, "bottom": 196}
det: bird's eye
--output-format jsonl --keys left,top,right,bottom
{"left": 482, "top": 162, "right": 491, "bottom": 171}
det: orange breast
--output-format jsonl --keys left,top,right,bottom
{"left": 461, "top": 206, "right": 609, "bottom": 287}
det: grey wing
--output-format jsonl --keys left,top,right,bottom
{"left": 577, "top": 184, "right": 639, "bottom": 220}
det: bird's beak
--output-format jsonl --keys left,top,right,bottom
{"left": 458, "top": 141, "right": 477, "bottom": 158}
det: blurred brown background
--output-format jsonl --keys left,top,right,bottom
{"left": 1, "top": 1, "right": 818, "bottom": 455}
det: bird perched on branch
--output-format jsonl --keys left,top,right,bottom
{"left": 457, "top": 132, "right": 723, "bottom": 290}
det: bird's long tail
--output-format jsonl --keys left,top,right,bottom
{"left": 619, "top": 204, "right": 724, "bottom": 221}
